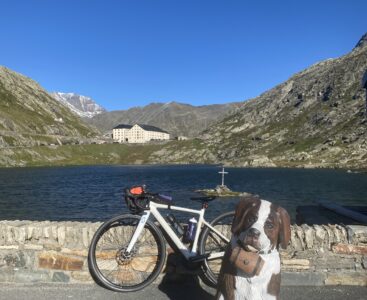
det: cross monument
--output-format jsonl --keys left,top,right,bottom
{"left": 218, "top": 166, "right": 228, "bottom": 187}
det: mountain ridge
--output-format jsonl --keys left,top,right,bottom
{"left": 355, "top": 32, "right": 367, "bottom": 49}
{"left": 149, "top": 33, "right": 367, "bottom": 169}
{"left": 1, "top": 33, "right": 366, "bottom": 169}
{"left": 51, "top": 92, "right": 106, "bottom": 118}
{"left": 0, "top": 66, "right": 98, "bottom": 150}
{"left": 87, "top": 101, "right": 243, "bottom": 137}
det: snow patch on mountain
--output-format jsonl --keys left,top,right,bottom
{"left": 51, "top": 92, "right": 106, "bottom": 118}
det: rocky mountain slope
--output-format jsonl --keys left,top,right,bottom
{"left": 151, "top": 33, "right": 367, "bottom": 169}
{"left": 87, "top": 101, "right": 243, "bottom": 137}
{"left": 0, "top": 67, "right": 98, "bottom": 149}
{"left": 51, "top": 92, "right": 106, "bottom": 118}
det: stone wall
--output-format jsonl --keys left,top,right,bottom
{"left": 0, "top": 220, "right": 101, "bottom": 283}
{"left": 280, "top": 224, "right": 367, "bottom": 286}
{"left": 0, "top": 220, "right": 365, "bottom": 285}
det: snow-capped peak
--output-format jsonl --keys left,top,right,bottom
{"left": 51, "top": 92, "right": 106, "bottom": 118}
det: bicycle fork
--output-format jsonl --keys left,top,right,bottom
{"left": 126, "top": 211, "right": 151, "bottom": 253}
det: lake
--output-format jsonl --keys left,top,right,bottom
{"left": 0, "top": 165, "right": 366, "bottom": 222}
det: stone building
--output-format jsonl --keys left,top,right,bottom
{"left": 112, "top": 124, "right": 170, "bottom": 143}
{"left": 177, "top": 136, "right": 188, "bottom": 141}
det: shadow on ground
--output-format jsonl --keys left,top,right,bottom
{"left": 158, "top": 275, "right": 215, "bottom": 300}
{"left": 157, "top": 251, "right": 216, "bottom": 300}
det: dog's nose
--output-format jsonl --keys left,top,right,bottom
{"left": 248, "top": 228, "right": 261, "bottom": 238}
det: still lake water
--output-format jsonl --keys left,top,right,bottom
{"left": 0, "top": 165, "right": 366, "bottom": 222}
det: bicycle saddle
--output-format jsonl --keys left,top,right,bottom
{"left": 190, "top": 196, "right": 216, "bottom": 202}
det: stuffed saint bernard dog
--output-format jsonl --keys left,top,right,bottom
{"left": 216, "top": 196, "right": 291, "bottom": 300}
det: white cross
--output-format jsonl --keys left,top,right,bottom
{"left": 218, "top": 166, "right": 228, "bottom": 186}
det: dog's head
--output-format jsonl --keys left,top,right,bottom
{"left": 231, "top": 196, "right": 291, "bottom": 253}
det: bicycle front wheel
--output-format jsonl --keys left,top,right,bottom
{"left": 199, "top": 211, "right": 234, "bottom": 287}
{"left": 88, "top": 214, "right": 166, "bottom": 292}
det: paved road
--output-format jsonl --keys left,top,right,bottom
{"left": 0, "top": 282, "right": 365, "bottom": 300}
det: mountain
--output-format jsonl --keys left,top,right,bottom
{"left": 87, "top": 101, "right": 243, "bottom": 137}
{"left": 150, "top": 33, "right": 367, "bottom": 169}
{"left": 0, "top": 67, "right": 98, "bottom": 149}
{"left": 51, "top": 92, "right": 106, "bottom": 118}
{"left": 355, "top": 32, "right": 367, "bottom": 49}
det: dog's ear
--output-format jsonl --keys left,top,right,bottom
{"left": 231, "top": 197, "right": 260, "bottom": 235}
{"left": 277, "top": 206, "right": 291, "bottom": 249}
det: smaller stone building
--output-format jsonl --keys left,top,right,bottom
{"left": 112, "top": 124, "right": 170, "bottom": 143}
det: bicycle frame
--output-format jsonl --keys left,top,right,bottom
{"left": 126, "top": 201, "right": 229, "bottom": 261}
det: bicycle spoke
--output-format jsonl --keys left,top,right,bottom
{"left": 104, "top": 265, "right": 120, "bottom": 280}
{"left": 207, "top": 232, "right": 226, "bottom": 250}
{"left": 89, "top": 214, "right": 166, "bottom": 291}
{"left": 199, "top": 212, "right": 234, "bottom": 287}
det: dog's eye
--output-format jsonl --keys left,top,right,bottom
{"left": 265, "top": 222, "right": 274, "bottom": 229}
{"left": 248, "top": 216, "right": 256, "bottom": 224}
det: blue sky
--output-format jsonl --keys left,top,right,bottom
{"left": 1, "top": 1, "right": 366, "bottom": 111}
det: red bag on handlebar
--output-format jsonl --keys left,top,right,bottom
{"left": 124, "top": 186, "right": 149, "bottom": 213}
{"left": 130, "top": 186, "right": 145, "bottom": 195}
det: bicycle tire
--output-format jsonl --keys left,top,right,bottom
{"left": 198, "top": 211, "right": 235, "bottom": 287}
{"left": 88, "top": 214, "right": 166, "bottom": 292}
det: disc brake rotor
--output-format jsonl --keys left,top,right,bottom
{"left": 116, "top": 246, "right": 138, "bottom": 265}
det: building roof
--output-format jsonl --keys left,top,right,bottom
{"left": 113, "top": 124, "right": 133, "bottom": 129}
{"left": 113, "top": 123, "right": 169, "bottom": 134}
{"left": 137, "top": 124, "right": 169, "bottom": 134}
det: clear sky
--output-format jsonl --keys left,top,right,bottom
{"left": 0, "top": 0, "right": 366, "bottom": 111}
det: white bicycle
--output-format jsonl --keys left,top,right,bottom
{"left": 88, "top": 185, "right": 234, "bottom": 292}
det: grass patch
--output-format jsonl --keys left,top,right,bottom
{"left": 0, "top": 143, "right": 168, "bottom": 167}
{"left": 2, "top": 135, "right": 16, "bottom": 145}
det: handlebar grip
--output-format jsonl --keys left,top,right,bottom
{"left": 157, "top": 194, "right": 173, "bottom": 202}
{"left": 148, "top": 193, "right": 173, "bottom": 205}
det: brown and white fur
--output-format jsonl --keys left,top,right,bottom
{"left": 216, "top": 196, "right": 291, "bottom": 300}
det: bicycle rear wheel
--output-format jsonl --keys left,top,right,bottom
{"left": 88, "top": 214, "right": 166, "bottom": 292}
{"left": 199, "top": 211, "right": 234, "bottom": 287}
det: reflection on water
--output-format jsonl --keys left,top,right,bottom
{"left": 0, "top": 165, "right": 366, "bottom": 221}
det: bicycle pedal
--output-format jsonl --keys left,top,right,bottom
{"left": 188, "top": 253, "right": 210, "bottom": 263}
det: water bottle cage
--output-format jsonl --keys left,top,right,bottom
{"left": 166, "top": 214, "right": 184, "bottom": 237}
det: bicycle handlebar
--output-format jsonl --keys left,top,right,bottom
{"left": 126, "top": 184, "right": 217, "bottom": 212}
{"left": 146, "top": 192, "right": 216, "bottom": 203}
{"left": 145, "top": 193, "right": 173, "bottom": 205}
